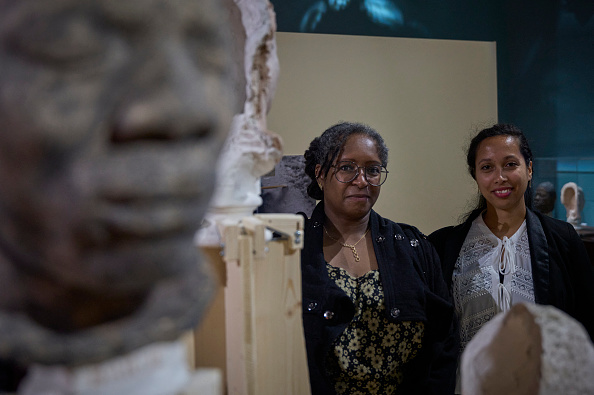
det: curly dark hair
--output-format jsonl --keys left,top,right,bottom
{"left": 464, "top": 123, "right": 534, "bottom": 218}
{"left": 303, "top": 122, "right": 388, "bottom": 200}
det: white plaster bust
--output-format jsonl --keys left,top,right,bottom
{"left": 461, "top": 303, "right": 594, "bottom": 395}
{"left": 560, "top": 182, "right": 585, "bottom": 227}
{"left": 197, "top": 0, "right": 283, "bottom": 247}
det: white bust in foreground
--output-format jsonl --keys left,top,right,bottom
{"left": 461, "top": 303, "right": 594, "bottom": 395}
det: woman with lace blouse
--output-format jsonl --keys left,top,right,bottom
{"left": 300, "top": 122, "right": 458, "bottom": 395}
{"left": 429, "top": 123, "right": 594, "bottom": 393}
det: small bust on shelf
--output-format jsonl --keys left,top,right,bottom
{"left": 533, "top": 181, "right": 557, "bottom": 216}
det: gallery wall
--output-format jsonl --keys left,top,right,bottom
{"left": 267, "top": 32, "right": 498, "bottom": 234}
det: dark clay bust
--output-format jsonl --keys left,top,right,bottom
{"left": 533, "top": 181, "right": 556, "bottom": 216}
{"left": 0, "top": 0, "right": 241, "bottom": 365}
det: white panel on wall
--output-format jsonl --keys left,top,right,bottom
{"left": 267, "top": 32, "right": 498, "bottom": 233}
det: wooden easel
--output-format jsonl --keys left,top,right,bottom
{"left": 194, "top": 214, "right": 310, "bottom": 395}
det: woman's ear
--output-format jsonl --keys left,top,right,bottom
{"left": 315, "top": 164, "right": 324, "bottom": 191}
{"left": 315, "top": 164, "right": 322, "bottom": 180}
{"left": 528, "top": 161, "right": 533, "bottom": 180}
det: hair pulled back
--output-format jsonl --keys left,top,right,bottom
{"left": 304, "top": 122, "right": 388, "bottom": 200}
{"left": 465, "top": 123, "right": 534, "bottom": 217}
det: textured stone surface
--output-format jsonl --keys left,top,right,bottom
{"left": 0, "top": 0, "right": 239, "bottom": 365}
{"left": 259, "top": 155, "right": 316, "bottom": 217}
{"left": 528, "top": 303, "right": 594, "bottom": 395}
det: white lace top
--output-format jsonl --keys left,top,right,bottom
{"left": 453, "top": 214, "right": 534, "bottom": 350}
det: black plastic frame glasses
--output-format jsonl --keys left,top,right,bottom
{"left": 330, "top": 160, "right": 389, "bottom": 186}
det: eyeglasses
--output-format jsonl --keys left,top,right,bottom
{"left": 330, "top": 161, "right": 388, "bottom": 186}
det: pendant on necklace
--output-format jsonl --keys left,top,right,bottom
{"left": 323, "top": 226, "right": 369, "bottom": 262}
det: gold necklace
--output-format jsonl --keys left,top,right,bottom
{"left": 323, "top": 226, "right": 370, "bottom": 262}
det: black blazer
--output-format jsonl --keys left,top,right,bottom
{"left": 428, "top": 208, "right": 594, "bottom": 341}
{"left": 301, "top": 202, "right": 458, "bottom": 395}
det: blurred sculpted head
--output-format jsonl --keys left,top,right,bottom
{"left": 0, "top": 0, "right": 240, "bottom": 364}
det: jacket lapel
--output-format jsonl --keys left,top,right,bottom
{"left": 525, "top": 209, "right": 550, "bottom": 304}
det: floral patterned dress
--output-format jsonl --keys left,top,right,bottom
{"left": 325, "top": 263, "right": 425, "bottom": 394}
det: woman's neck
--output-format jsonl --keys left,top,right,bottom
{"left": 324, "top": 212, "right": 370, "bottom": 241}
{"left": 482, "top": 204, "right": 527, "bottom": 239}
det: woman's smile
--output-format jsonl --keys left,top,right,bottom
{"left": 491, "top": 187, "right": 513, "bottom": 198}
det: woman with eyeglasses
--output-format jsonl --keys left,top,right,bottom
{"left": 300, "top": 122, "right": 458, "bottom": 395}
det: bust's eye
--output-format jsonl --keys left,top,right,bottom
{"left": 186, "top": 24, "right": 231, "bottom": 76}
{"left": 4, "top": 14, "right": 106, "bottom": 69}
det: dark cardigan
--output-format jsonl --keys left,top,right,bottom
{"left": 428, "top": 207, "right": 594, "bottom": 341}
{"left": 300, "top": 202, "right": 458, "bottom": 395}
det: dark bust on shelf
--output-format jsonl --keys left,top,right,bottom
{"left": 0, "top": 0, "right": 241, "bottom": 367}
{"left": 533, "top": 181, "right": 557, "bottom": 216}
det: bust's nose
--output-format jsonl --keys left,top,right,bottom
{"left": 110, "top": 39, "right": 221, "bottom": 143}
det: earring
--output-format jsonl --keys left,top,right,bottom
{"left": 318, "top": 182, "right": 323, "bottom": 191}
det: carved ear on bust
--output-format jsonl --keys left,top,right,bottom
{"left": 560, "top": 182, "right": 585, "bottom": 224}
{"left": 560, "top": 182, "right": 578, "bottom": 211}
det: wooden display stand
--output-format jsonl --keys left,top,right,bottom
{"left": 195, "top": 214, "right": 310, "bottom": 395}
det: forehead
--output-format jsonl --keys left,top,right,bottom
{"left": 0, "top": 0, "right": 222, "bottom": 30}
{"left": 476, "top": 135, "right": 521, "bottom": 157}
{"left": 339, "top": 134, "right": 379, "bottom": 158}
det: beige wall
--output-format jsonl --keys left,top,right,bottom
{"left": 267, "top": 32, "right": 498, "bottom": 234}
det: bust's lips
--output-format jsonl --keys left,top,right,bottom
{"left": 73, "top": 142, "right": 216, "bottom": 243}
{"left": 90, "top": 197, "right": 208, "bottom": 240}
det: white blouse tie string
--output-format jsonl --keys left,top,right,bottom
{"left": 498, "top": 236, "right": 514, "bottom": 276}
{"left": 497, "top": 283, "right": 512, "bottom": 311}
{"left": 496, "top": 236, "right": 514, "bottom": 311}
